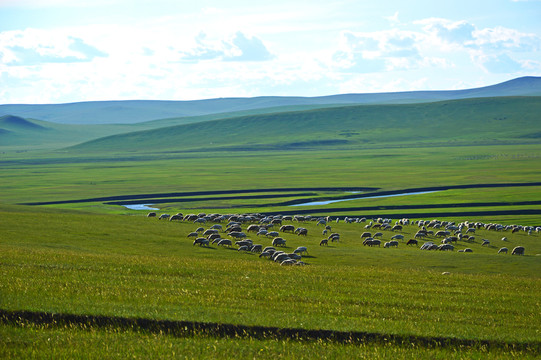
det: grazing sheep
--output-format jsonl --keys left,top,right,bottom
{"left": 235, "top": 240, "right": 253, "bottom": 247}
{"left": 259, "top": 251, "right": 272, "bottom": 258}
{"left": 463, "top": 248, "right": 473, "bottom": 253}
{"left": 272, "top": 237, "right": 287, "bottom": 247}
{"left": 237, "top": 245, "right": 250, "bottom": 251}
{"left": 438, "top": 244, "right": 454, "bottom": 251}
{"left": 227, "top": 226, "right": 242, "bottom": 233}
{"left": 287, "top": 253, "right": 302, "bottom": 260}
{"left": 207, "top": 233, "right": 221, "bottom": 241}
{"left": 203, "top": 229, "right": 218, "bottom": 236}
{"left": 511, "top": 246, "right": 525, "bottom": 255}
{"left": 147, "top": 212, "right": 157, "bottom": 217}
{"left": 373, "top": 232, "right": 383, "bottom": 238}
{"left": 193, "top": 238, "right": 209, "bottom": 246}
{"left": 498, "top": 247, "right": 508, "bottom": 254}
{"left": 482, "top": 239, "right": 490, "bottom": 246}
{"left": 194, "top": 218, "right": 206, "bottom": 224}
{"left": 247, "top": 224, "right": 260, "bottom": 233}
{"left": 210, "top": 224, "right": 223, "bottom": 231}
{"left": 319, "top": 239, "right": 328, "bottom": 246}
{"left": 420, "top": 242, "right": 438, "bottom": 250}
{"left": 360, "top": 232, "right": 372, "bottom": 239}
{"left": 229, "top": 231, "right": 247, "bottom": 239}
{"left": 295, "top": 227, "right": 308, "bottom": 236}
{"left": 280, "top": 225, "right": 295, "bottom": 233}
{"left": 159, "top": 214, "right": 170, "bottom": 220}
{"left": 217, "top": 239, "right": 232, "bottom": 247}
{"left": 274, "top": 253, "right": 290, "bottom": 263}
{"left": 195, "top": 227, "right": 205, "bottom": 233}
{"left": 257, "top": 229, "right": 268, "bottom": 236}
{"left": 322, "top": 229, "right": 328, "bottom": 236}
{"left": 250, "top": 244, "right": 263, "bottom": 253}
{"left": 263, "top": 246, "right": 276, "bottom": 253}
{"left": 406, "top": 239, "right": 418, "bottom": 246}
{"left": 266, "top": 231, "right": 280, "bottom": 238}
{"left": 362, "top": 237, "right": 374, "bottom": 245}
{"left": 391, "top": 234, "right": 404, "bottom": 241}
{"left": 501, "top": 237, "right": 507, "bottom": 242}
{"left": 364, "top": 239, "right": 381, "bottom": 247}
{"left": 328, "top": 233, "right": 340, "bottom": 242}
{"left": 294, "top": 246, "right": 308, "bottom": 255}
{"left": 187, "top": 232, "right": 198, "bottom": 238}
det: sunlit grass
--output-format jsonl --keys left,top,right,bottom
{"left": 1, "top": 206, "right": 540, "bottom": 347}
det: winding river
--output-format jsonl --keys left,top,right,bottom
{"left": 289, "top": 191, "right": 439, "bottom": 207}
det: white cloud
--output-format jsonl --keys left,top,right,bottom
{"left": 471, "top": 26, "right": 540, "bottom": 51}
{"left": 0, "top": 3, "right": 540, "bottom": 104}
{"left": 225, "top": 32, "right": 274, "bottom": 61}
{"left": 332, "top": 30, "right": 429, "bottom": 73}
{"left": 178, "top": 31, "right": 274, "bottom": 62}
{"left": 383, "top": 11, "right": 400, "bottom": 25}
{"left": 417, "top": 18, "right": 475, "bottom": 44}
{"left": 0, "top": 29, "right": 107, "bottom": 66}
{"left": 473, "top": 52, "right": 524, "bottom": 73}
{"left": 0, "top": 0, "right": 120, "bottom": 9}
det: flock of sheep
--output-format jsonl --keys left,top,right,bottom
{"left": 147, "top": 212, "right": 537, "bottom": 263}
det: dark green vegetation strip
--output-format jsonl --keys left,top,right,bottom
{"left": 264, "top": 209, "right": 541, "bottom": 220}
{"left": 20, "top": 187, "right": 377, "bottom": 206}
{"left": 277, "top": 182, "right": 541, "bottom": 205}
{"left": 19, "top": 182, "right": 541, "bottom": 206}
{"left": 2, "top": 310, "right": 539, "bottom": 353}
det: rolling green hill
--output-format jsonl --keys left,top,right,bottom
{"left": 1, "top": 76, "right": 540, "bottom": 125}
{"left": 67, "top": 96, "right": 541, "bottom": 153}
{"left": 0, "top": 115, "right": 140, "bottom": 150}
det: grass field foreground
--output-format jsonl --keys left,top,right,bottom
{"left": 2, "top": 205, "right": 540, "bottom": 350}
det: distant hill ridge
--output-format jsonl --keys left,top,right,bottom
{"left": 68, "top": 96, "right": 541, "bottom": 153}
{"left": 0, "top": 115, "right": 47, "bottom": 130}
{"left": 1, "top": 76, "right": 540, "bottom": 125}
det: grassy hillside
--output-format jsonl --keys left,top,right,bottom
{"left": 0, "top": 115, "right": 142, "bottom": 150}
{"left": 68, "top": 96, "right": 541, "bottom": 153}
{"left": 1, "top": 76, "right": 540, "bottom": 125}
{"left": 1, "top": 205, "right": 540, "bottom": 358}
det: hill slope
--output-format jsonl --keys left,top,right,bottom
{"left": 1, "top": 76, "right": 541, "bottom": 125}
{"left": 68, "top": 96, "right": 541, "bottom": 153}
{"left": 0, "top": 115, "right": 147, "bottom": 150}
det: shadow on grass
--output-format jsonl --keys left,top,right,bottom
{"left": 1, "top": 309, "right": 539, "bottom": 354}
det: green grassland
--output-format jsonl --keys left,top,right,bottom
{"left": 0, "top": 207, "right": 541, "bottom": 358}
{"left": 1, "top": 95, "right": 541, "bottom": 357}
{"left": 1, "top": 205, "right": 540, "bottom": 358}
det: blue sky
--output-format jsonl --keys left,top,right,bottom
{"left": 0, "top": 0, "right": 540, "bottom": 103}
